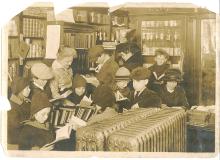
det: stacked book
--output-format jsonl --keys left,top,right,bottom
{"left": 8, "top": 62, "right": 18, "bottom": 80}
{"left": 51, "top": 105, "right": 97, "bottom": 128}
{"left": 23, "top": 18, "right": 45, "bottom": 38}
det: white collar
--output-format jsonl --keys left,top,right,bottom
{"left": 134, "top": 87, "right": 146, "bottom": 97}
{"left": 33, "top": 81, "right": 44, "bottom": 90}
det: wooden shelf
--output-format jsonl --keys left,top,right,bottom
{"left": 8, "top": 36, "right": 19, "bottom": 38}
{"left": 22, "top": 14, "right": 46, "bottom": 20}
{"left": 8, "top": 57, "right": 44, "bottom": 60}
{"left": 23, "top": 36, "right": 44, "bottom": 40}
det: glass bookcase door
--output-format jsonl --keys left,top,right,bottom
{"left": 141, "top": 19, "right": 184, "bottom": 69}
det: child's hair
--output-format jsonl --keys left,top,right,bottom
{"left": 57, "top": 47, "right": 77, "bottom": 60}
{"left": 116, "top": 43, "right": 141, "bottom": 55}
{"left": 155, "top": 49, "right": 169, "bottom": 59}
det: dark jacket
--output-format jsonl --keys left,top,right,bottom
{"left": 159, "top": 85, "right": 190, "bottom": 109}
{"left": 148, "top": 63, "right": 170, "bottom": 92}
{"left": 129, "top": 87, "right": 161, "bottom": 108}
{"left": 7, "top": 98, "right": 31, "bottom": 144}
{"left": 123, "top": 54, "right": 143, "bottom": 72}
{"left": 18, "top": 121, "right": 55, "bottom": 150}
{"left": 96, "top": 57, "right": 119, "bottom": 88}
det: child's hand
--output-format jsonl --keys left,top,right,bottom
{"left": 131, "top": 103, "right": 139, "bottom": 109}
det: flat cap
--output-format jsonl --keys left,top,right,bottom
{"left": 88, "top": 45, "right": 104, "bottom": 62}
{"left": 31, "top": 63, "right": 53, "bottom": 80}
{"left": 130, "top": 67, "right": 151, "bottom": 80}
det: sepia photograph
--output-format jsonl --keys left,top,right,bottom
{"left": 0, "top": 0, "right": 219, "bottom": 158}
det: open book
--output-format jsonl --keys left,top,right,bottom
{"left": 41, "top": 116, "right": 87, "bottom": 150}
{"left": 49, "top": 90, "right": 73, "bottom": 102}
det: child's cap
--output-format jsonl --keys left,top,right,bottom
{"left": 164, "top": 68, "right": 183, "bottom": 82}
{"left": 31, "top": 63, "right": 53, "bottom": 80}
{"left": 115, "top": 67, "right": 131, "bottom": 81}
{"left": 130, "top": 67, "right": 151, "bottom": 81}
{"left": 88, "top": 45, "right": 105, "bottom": 62}
{"left": 92, "top": 85, "right": 116, "bottom": 109}
{"left": 155, "top": 48, "right": 169, "bottom": 59}
{"left": 72, "top": 74, "right": 87, "bottom": 89}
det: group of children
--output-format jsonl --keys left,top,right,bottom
{"left": 7, "top": 43, "right": 189, "bottom": 150}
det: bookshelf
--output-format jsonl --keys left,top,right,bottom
{"left": 8, "top": 7, "right": 53, "bottom": 80}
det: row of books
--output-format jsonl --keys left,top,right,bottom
{"left": 72, "top": 49, "right": 89, "bottom": 74}
{"left": 142, "top": 30, "right": 181, "bottom": 41}
{"left": 64, "top": 32, "right": 95, "bottom": 49}
{"left": 112, "top": 16, "right": 128, "bottom": 27}
{"left": 73, "top": 10, "right": 88, "bottom": 23}
{"left": 23, "top": 18, "right": 46, "bottom": 38}
{"left": 142, "top": 46, "right": 182, "bottom": 56}
{"left": 88, "top": 12, "right": 110, "bottom": 24}
{"left": 142, "top": 20, "right": 181, "bottom": 28}
{"left": 26, "top": 40, "right": 44, "bottom": 58}
{"left": 51, "top": 106, "right": 97, "bottom": 127}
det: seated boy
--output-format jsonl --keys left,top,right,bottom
{"left": 7, "top": 77, "right": 31, "bottom": 147}
{"left": 158, "top": 68, "right": 190, "bottom": 110}
{"left": 148, "top": 49, "right": 170, "bottom": 93}
{"left": 18, "top": 63, "right": 55, "bottom": 150}
{"left": 114, "top": 67, "right": 132, "bottom": 112}
{"left": 129, "top": 67, "right": 162, "bottom": 109}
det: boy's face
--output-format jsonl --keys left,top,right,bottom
{"left": 75, "top": 87, "right": 86, "bottom": 96}
{"left": 166, "top": 81, "right": 177, "bottom": 91}
{"left": 96, "top": 54, "right": 106, "bottom": 64}
{"left": 133, "top": 79, "right": 148, "bottom": 91}
{"left": 60, "top": 56, "right": 74, "bottom": 69}
{"left": 155, "top": 55, "right": 167, "bottom": 66}
{"left": 34, "top": 107, "right": 51, "bottom": 124}
{"left": 116, "top": 80, "right": 129, "bottom": 89}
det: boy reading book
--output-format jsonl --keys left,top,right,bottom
{"left": 114, "top": 67, "right": 132, "bottom": 113}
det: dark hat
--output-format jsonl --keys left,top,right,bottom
{"left": 155, "top": 48, "right": 169, "bottom": 59}
{"left": 11, "top": 77, "right": 30, "bottom": 95}
{"left": 88, "top": 45, "right": 104, "bottom": 62}
{"left": 116, "top": 42, "right": 141, "bottom": 55}
{"left": 92, "top": 85, "right": 116, "bottom": 109}
{"left": 72, "top": 74, "right": 86, "bottom": 88}
{"left": 164, "top": 68, "right": 183, "bottom": 82}
{"left": 31, "top": 92, "right": 52, "bottom": 116}
{"left": 130, "top": 67, "right": 151, "bottom": 80}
